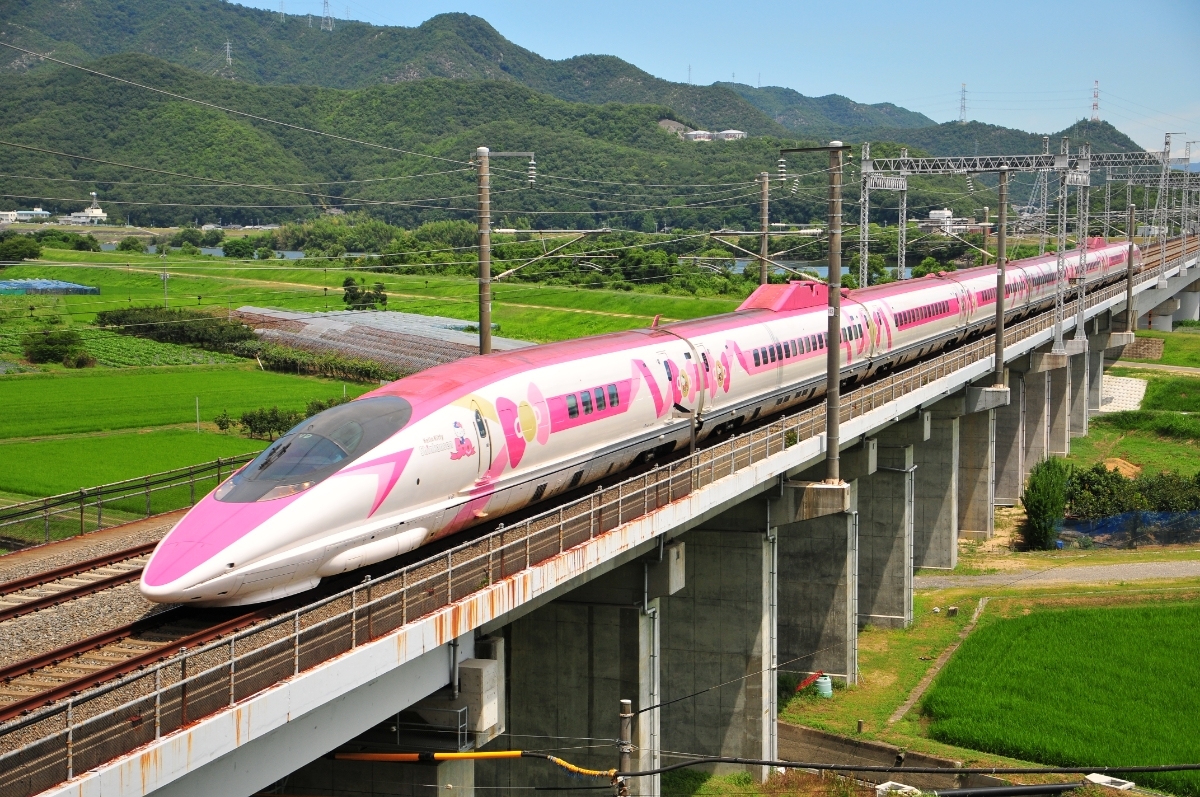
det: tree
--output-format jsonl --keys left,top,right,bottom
{"left": 22, "top": 329, "right": 83, "bottom": 363}
{"left": 222, "top": 237, "right": 256, "bottom": 259}
{"left": 116, "top": 236, "right": 147, "bottom": 253}
{"left": 255, "top": 246, "right": 277, "bottom": 260}
{"left": 342, "top": 277, "right": 387, "bottom": 310}
{"left": 844, "top": 252, "right": 891, "bottom": 289}
{"left": 200, "top": 229, "right": 225, "bottom": 247}
{"left": 0, "top": 235, "right": 41, "bottom": 262}
{"left": 911, "top": 256, "right": 957, "bottom": 278}
{"left": 1022, "top": 457, "right": 1070, "bottom": 550}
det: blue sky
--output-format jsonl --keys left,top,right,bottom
{"left": 242, "top": 0, "right": 1198, "bottom": 153}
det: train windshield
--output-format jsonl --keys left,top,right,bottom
{"left": 216, "top": 396, "right": 413, "bottom": 503}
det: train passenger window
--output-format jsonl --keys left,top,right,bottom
{"left": 581, "top": 392, "right": 593, "bottom": 414}
{"left": 777, "top": 344, "right": 784, "bottom": 360}
{"left": 594, "top": 387, "right": 606, "bottom": 411}
{"left": 474, "top": 409, "right": 488, "bottom": 438}
{"left": 701, "top": 353, "right": 710, "bottom": 370}
{"left": 753, "top": 349, "right": 761, "bottom": 367}
{"left": 608, "top": 384, "right": 619, "bottom": 407}
{"left": 783, "top": 341, "right": 791, "bottom": 358}
{"left": 818, "top": 333, "right": 825, "bottom": 348}
{"left": 769, "top": 346, "right": 776, "bottom": 363}
{"left": 566, "top": 394, "right": 579, "bottom": 419}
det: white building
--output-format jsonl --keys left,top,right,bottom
{"left": 58, "top": 192, "right": 108, "bottom": 225}
{"left": 685, "top": 130, "right": 713, "bottom": 141}
{"left": 0, "top": 211, "right": 17, "bottom": 224}
{"left": 15, "top": 207, "right": 51, "bottom": 222}
{"left": 714, "top": 130, "right": 747, "bottom": 140}
{"left": 918, "top": 208, "right": 972, "bottom": 235}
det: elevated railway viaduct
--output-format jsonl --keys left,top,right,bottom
{"left": 2, "top": 236, "right": 1198, "bottom": 797}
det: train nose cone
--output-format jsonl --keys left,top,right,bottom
{"left": 141, "top": 493, "right": 299, "bottom": 602}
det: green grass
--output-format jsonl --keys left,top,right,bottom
{"left": 1124, "top": 330, "right": 1200, "bottom": 368}
{"left": 921, "top": 602, "right": 1200, "bottom": 796}
{"left": 1066, "top": 421, "right": 1200, "bottom": 476}
{"left": 0, "top": 365, "right": 372, "bottom": 439}
{"left": 1127, "top": 373, "right": 1200, "bottom": 412}
{"left": 0, "top": 428, "right": 266, "bottom": 498}
{"left": 4, "top": 252, "right": 742, "bottom": 344}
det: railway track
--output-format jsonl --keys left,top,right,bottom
{"left": 0, "top": 607, "right": 265, "bottom": 723}
{"left": 0, "top": 542, "right": 157, "bottom": 623}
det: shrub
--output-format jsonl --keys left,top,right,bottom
{"left": 22, "top": 328, "right": 83, "bottom": 363}
{"left": 255, "top": 246, "right": 277, "bottom": 260}
{"left": 214, "top": 410, "right": 233, "bottom": 432}
{"left": 116, "top": 236, "right": 147, "bottom": 253}
{"left": 0, "top": 235, "right": 41, "bottom": 262}
{"left": 200, "top": 229, "right": 224, "bottom": 247}
{"left": 305, "top": 395, "right": 351, "bottom": 417}
{"left": 1067, "top": 463, "right": 1145, "bottom": 520}
{"left": 95, "top": 306, "right": 256, "bottom": 348}
{"left": 62, "top": 351, "right": 96, "bottom": 368}
{"left": 1022, "top": 457, "right": 1070, "bottom": 549}
{"left": 342, "top": 277, "right": 388, "bottom": 310}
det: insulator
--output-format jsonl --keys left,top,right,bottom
{"left": 790, "top": 178, "right": 799, "bottom": 196}
{"left": 777, "top": 158, "right": 787, "bottom": 182}
{"left": 528, "top": 158, "right": 537, "bottom": 187}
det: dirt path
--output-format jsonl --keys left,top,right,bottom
{"left": 915, "top": 559, "right": 1200, "bottom": 589}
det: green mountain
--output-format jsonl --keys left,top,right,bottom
{"left": 858, "top": 119, "right": 1141, "bottom": 157}
{"left": 717, "top": 83, "right": 935, "bottom": 135}
{"left": 2, "top": 1, "right": 1147, "bottom": 155}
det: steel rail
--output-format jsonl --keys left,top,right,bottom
{"left": 0, "top": 609, "right": 263, "bottom": 724}
{"left": 0, "top": 568, "right": 146, "bottom": 624}
{"left": 0, "top": 543, "right": 156, "bottom": 598}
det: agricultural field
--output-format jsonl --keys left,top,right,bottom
{"left": 0, "top": 429, "right": 266, "bottom": 498}
{"left": 921, "top": 601, "right": 1200, "bottom": 797}
{"left": 4, "top": 247, "right": 742, "bottom": 342}
{"left": 0, "top": 365, "right": 371, "bottom": 439}
{"left": 1064, "top": 367, "right": 1200, "bottom": 476}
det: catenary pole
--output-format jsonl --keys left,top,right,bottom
{"left": 476, "top": 146, "right": 492, "bottom": 355}
{"left": 994, "top": 168, "right": 1008, "bottom": 387}
{"left": 1126, "top": 204, "right": 1136, "bottom": 334}
{"left": 759, "top": 172, "right": 770, "bottom": 285}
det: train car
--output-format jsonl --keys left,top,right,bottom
{"left": 140, "top": 240, "right": 1138, "bottom": 606}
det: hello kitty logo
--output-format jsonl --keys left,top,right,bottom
{"left": 450, "top": 420, "right": 476, "bottom": 461}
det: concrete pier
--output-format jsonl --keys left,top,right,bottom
{"left": 994, "top": 370, "right": 1025, "bottom": 507}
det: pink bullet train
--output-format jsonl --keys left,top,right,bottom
{"left": 141, "top": 239, "right": 1138, "bottom": 605}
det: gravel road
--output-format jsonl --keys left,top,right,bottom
{"left": 916, "top": 559, "right": 1200, "bottom": 589}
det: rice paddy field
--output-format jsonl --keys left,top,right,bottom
{"left": 0, "top": 365, "right": 371, "bottom": 439}
{"left": 921, "top": 602, "right": 1200, "bottom": 796}
{"left": 0, "top": 429, "right": 265, "bottom": 498}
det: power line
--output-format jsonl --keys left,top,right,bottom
{"left": 0, "top": 42, "right": 468, "bottom": 166}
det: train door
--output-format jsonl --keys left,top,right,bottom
{"left": 695, "top": 343, "right": 720, "bottom": 410}
{"left": 469, "top": 400, "right": 492, "bottom": 477}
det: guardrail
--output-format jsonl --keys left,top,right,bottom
{"left": 0, "top": 454, "right": 259, "bottom": 548}
{"left": 0, "top": 240, "right": 1192, "bottom": 797}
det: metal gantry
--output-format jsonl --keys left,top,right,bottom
{"left": 862, "top": 143, "right": 1173, "bottom": 354}
{"left": 858, "top": 143, "right": 910, "bottom": 286}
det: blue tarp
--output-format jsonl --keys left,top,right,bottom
{"left": 1063, "top": 510, "right": 1200, "bottom": 547}
{"left": 0, "top": 279, "right": 99, "bottom": 295}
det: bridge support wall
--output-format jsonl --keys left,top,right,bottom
{"left": 1024, "top": 370, "right": 1049, "bottom": 469}
{"left": 958, "top": 405, "right": 996, "bottom": 540}
{"left": 777, "top": 482, "right": 858, "bottom": 686}
{"left": 1048, "top": 365, "right": 1070, "bottom": 456}
{"left": 857, "top": 442, "right": 914, "bottom": 627}
{"left": 994, "top": 370, "right": 1024, "bottom": 507}
{"left": 1069, "top": 351, "right": 1089, "bottom": 438}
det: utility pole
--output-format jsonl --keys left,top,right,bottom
{"left": 1103, "top": 167, "right": 1112, "bottom": 243}
{"left": 826, "top": 142, "right": 845, "bottom": 483}
{"left": 1039, "top": 136, "right": 1050, "bottom": 255}
{"left": 1074, "top": 143, "right": 1092, "bottom": 345}
{"left": 994, "top": 168, "right": 1008, "bottom": 387}
{"left": 1052, "top": 138, "right": 1070, "bottom": 354}
{"left": 1126, "top": 204, "right": 1136, "bottom": 334}
{"left": 476, "top": 147, "right": 492, "bottom": 355}
{"left": 474, "top": 148, "right": 535, "bottom": 355}
{"left": 759, "top": 172, "right": 770, "bottom": 284}
{"left": 160, "top": 271, "right": 170, "bottom": 308}
{"left": 780, "top": 142, "right": 848, "bottom": 482}
{"left": 982, "top": 205, "right": 990, "bottom": 265}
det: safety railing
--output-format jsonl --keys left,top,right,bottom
{"left": 0, "top": 240, "right": 1191, "bottom": 797}
{"left": 0, "top": 454, "right": 258, "bottom": 548}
